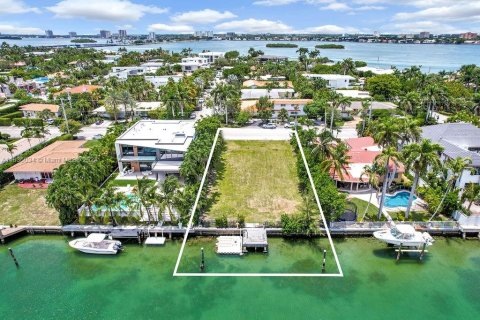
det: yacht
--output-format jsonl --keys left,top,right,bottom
{"left": 69, "top": 233, "right": 123, "bottom": 255}
{"left": 373, "top": 224, "right": 434, "bottom": 247}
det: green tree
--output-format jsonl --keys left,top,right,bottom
{"left": 277, "top": 108, "right": 289, "bottom": 123}
{"left": 3, "top": 142, "right": 17, "bottom": 159}
{"left": 375, "top": 147, "right": 400, "bottom": 219}
{"left": 359, "top": 164, "right": 383, "bottom": 221}
{"left": 60, "top": 120, "right": 81, "bottom": 135}
{"left": 462, "top": 183, "right": 480, "bottom": 211}
{"left": 366, "top": 74, "right": 401, "bottom": 101}
{"left": 105, "top": 90, "right": 121, "bottom": 122}
{"left": 256, "top": 96, "right": 273, "bottom": 122}
{"left": 402, "top": 139, "right": 444, "bottom": 218}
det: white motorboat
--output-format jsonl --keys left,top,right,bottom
{"left": 69, "top": 233, "right": 123, "bottom": 255}
{"left": 373, "top": 224, "right": 434, "bottom": 247}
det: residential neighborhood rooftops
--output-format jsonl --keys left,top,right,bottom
{"left": 55, "top": 85, "right": 101, "bottom": 95}
{"left": 421, "top": 123, "right": 480, "bottom": 166}
{"left": 242, "top": 80, "right": 293, "bottom": 88}
{"left": 271, "top": 99, "right": 312, "bottom": 104}
{"left": 303, "top": 73, "right": 355, "bottom": 80}
{"left": 19, "top": 103, "right": 60, "bottom": 113}
{"left": 336, "top": 90, "right": 371, "bottom": 99}
{"left": 5, "top": 141, "right": 88, "bottom": 173}
{"left": 241, "top": 88, "right": 294, "bottom": 100}
{"left": 116, "top": 120, "right": 196, "bottom": 152}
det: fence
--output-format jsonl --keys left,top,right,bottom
{"left": 329, "top": 220, "right": 460, "bottom": 233}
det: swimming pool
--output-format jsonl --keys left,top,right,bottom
{"left": 384, "top": 191, "right": 416, "bottom": 208}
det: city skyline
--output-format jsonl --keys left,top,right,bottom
{"left": 0, "top": 0, "right": 479, "bottom": 35}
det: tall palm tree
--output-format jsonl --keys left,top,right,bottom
{"left": 423, "top": 83, "right": 445, "bottom": 122}
{"left": 105, "top": 90, "right": 121, "bottom": 122}
{"left": 311, "top": 129, "right": 336, "bottom": 161}
{"left": 398, "top": 91, "right": 420, "bottom": 115}
{"left": 98, "top": 185, "right": 119, "bottom": 226}
{"left": 76, "top": 182, "right": 99, "bottom": 218}
{"left": 133, "top": 177, "right": 157, "bottom": 223}
{"left": 371, "top": 118, "right": 402, "bottom": 150}
{"left": 462, "top": 183, "right": 480, "bottom": 211}
{"left": 159, "top": 176, "right": 180, "bottom": 222}
{"left": 320, "top": 142, "right": 350, "bottom": 181}
{"left": 117, "top": 90, "right": 135, "bottom": 121}
{"left": 341, "top": 58, "right": 355, "bottom": 75}
{"left": 374, "top": 147, "right": 400, "bottom": 219}
{"left": 400, "top": 118, "right": 421, "bottom": 145}
{"left": 402, "top": 139, "right": 444, "bottom": 218}
{"left": 360, "top": 99, "right": 372, "bottom": 134}
{"left": 359, "top": 164, "right": 382, "bottom": 221}
{"left": 212, "top": 83, "right": 239, "bottom": 124}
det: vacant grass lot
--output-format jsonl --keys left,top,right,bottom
{"left": 207, "top": 140, "right": 303, "bottom": 222}
{"left": 0, "top": 185, "right": 59, "bottom": 225}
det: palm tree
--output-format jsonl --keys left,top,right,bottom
{"left": 423, "top": 83, "right": 445, "bottom": 122}
{"left": 462, "top": 183, "right": 480, "bottom": 211}
{"left": 359, "top": 164, "right": 382, "bottom": 221}
{"left": 311, "top": 129, "right": 336, "bottom": 161}
{"left": 320, "top": 142, "right": 350, "bottom": 181}
{"left": 159, "top": 176, "right": 180, "bottom": 222}
{"left": 3, "top": 142, "right": 17, "bottom": 160}
{"left": 21, "top": 126, "right": 34, "bottom": 147}
{"left": 76, "top": 182, "right": 99, "bottom": 218}
{"left": 98, "top": 185, "right": 119, "bottom": 226}
{"left": 133, "top": 177, "right": 157, "bottom": 223}
{"left": 398, "top": 91, "right": 420, "bottom": 115}
{"left": 374, "top": 147, "right": 400, "bottom": 219}
{"left": 212, "top": 83, "right": 239, "bottom": 124}
{"left": 296, "top": 47, "right": 309, "bottom": 70}
{"left": 400, "top": 118, "right": 421, "bottom": 145}
{"left": 104, "top": 90, "right": 121, "bottom": 122}
{"left": 360, "top": 99, "right": 372, "bottom": 134}
{"left": 402, "top": 139, "right": 444, "bottom": 218}
{"left": 117, "top": 90, "right": 135, "bottom": 121}
{"left": 371, "top": 117, "right": 402, "bottom": 150}
{"left": 338, "top": 95, "right": 352, "bottom": 114}
{"left": 341, "top": 58, "right": 355, "bottom": 75}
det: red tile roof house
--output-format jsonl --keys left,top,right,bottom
{"left": 54, "top": 85, "right": 101, "bottom": 97}
{"left": 19, "top": 103, "right": 61, "bottom": 118}
{"left": 333, "top": 137, "right": 405, "bottom": 192}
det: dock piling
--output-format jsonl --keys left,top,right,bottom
{"left": 322, "top": 249, "right": 327, "bottom": 273}
{"left": 396, "top": 243, "right": 402, "bottom": 261}
{"left": 8, "top": 248, "right": 19, "bottom": 268}
{"left": 200, "top": 247, "right": 205, "bottom": 271}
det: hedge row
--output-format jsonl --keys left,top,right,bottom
{"left": 0, "top": 118, "right": 12, "bottom": 126}
{"left": 1, "top": 111, "right": 23, "bottom": 119}
{"left": 0, "top": 105, "right": 19, "bottom": 116}
{"left": 0, "top": 134, "right": 73, "bottom": 185}
{"left": 12, "top": 118, "right": 44, "bottom": 127}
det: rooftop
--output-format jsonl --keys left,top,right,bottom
{"left": 19, "top": 103, "right": 59, "bottom": 113}
{"left": 55, "top": 85, "right": 101, "bottom": 95}
{"left": 5, "top": 141, "right": 87, "bottom": 173}
{"left": 241, "top": 88, "right": 294, "bottom": 100}
{"left": 116, "top": 120, "right": 196, "bottom": 152}
{"left": 304, "top": 73, "right": 355, "bottom": 80}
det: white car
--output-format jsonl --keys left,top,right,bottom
{"left": 262, "top": 123, "right": 277, "bottom": 129}
{"left": 284, "top": 122, "right": 298, "bottom": 129}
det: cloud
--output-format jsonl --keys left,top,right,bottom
{"left": 320, "top": 2, "right": 352, "bottom": 11}
{"left": 0, "top": 0, "right": 41, "bottom": 14}
{"left": 302, "top": 24, "right": 360, "bottom": 33}
{"left": 148, "top": 24, "right": 194, "bottom": 33}
{"left": 394, "top": 3, "right": 480, "bottom": 22}
{"left": 383, "top": 21, "right": 465, "bottom": 34}
{"left": 171, "top": 9, "right": 236, "bottom": 24}
{"left": 253, "top": 0, "right": 299, "bottom": 6}
{"left": 116, "top": 24, "right": 135, "bottom": 30}
{"left": 357, "top": 5, "right": 385, "bottom": 10}
{"left": 47, "top": 0, "right": 167, "bottom": 21}
{"left": 0, "top": 24, "right": 43, "bottom": 34}
{"left": 215, "top": 18, "right": 293, "bottom": 33}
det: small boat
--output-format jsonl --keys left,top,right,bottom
{"left": 373, "top": 224, "right": 434, "bottom": 247}
{"left": 69, "top": 233, "right": 123, "bottom": 255}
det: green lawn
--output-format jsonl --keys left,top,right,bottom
{"left": 108, "top": 179, "right": 136, "bottom": 187}
{"left": 348, "top": 197, "right": 380, "bottom": 221}
{"left": 0, "top": 185, "right": 59, "bottom": 225}
{"left": 82, "top": 139, "right": 101, "bottom": 148}
{"left": 207, "top": 140, "right": 303, "bottom": 222}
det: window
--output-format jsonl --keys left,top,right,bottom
{"left": 122, "top": 145, "right": 134, "bottom": 156}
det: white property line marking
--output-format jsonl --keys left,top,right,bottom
{"left": 173, "top": 128, "right": 343, "bottom": 277}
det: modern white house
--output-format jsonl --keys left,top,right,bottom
{"left": 144, "top": 75, "right": 183, "bottom": 88}
{"left": 356, "top": 66, "right": 395, "bottom": 75}
{"left": 93, "top": 102, "right": 162, "bottom": 119}
{"left": 421, "top": 123, "right": 480, "bottom": 190}
{"left": 114, "top": 120, "right": 196, "bottom": 181}
{"left": 241, "top": 88, "right": 295, "bottom": 100}
{"left": 336, "top": 90, "right": 371, "bottom": 99}
{"left": 180, "top": 57, "right": 209, "bottom": 73}
{"left": 198, "top": 51, "right": 225, "bottom": 63}
{"left": 303, "top": 74, "right": 356, "bottom": 89}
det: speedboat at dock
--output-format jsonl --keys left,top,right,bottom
{"left": 373, "top": 224, "right": 434, "bottom": 247}
{"left": 69, "top": 233, "right": 123, "bottom": 255}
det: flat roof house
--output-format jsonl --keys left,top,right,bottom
{"left": 303, "top": 74, "right": 355, "bottom": 89}
{"left": 271, "top": 99, "right": 312, "bottom": 118}
{"left": 20, "top": 103, "right": 60, "bottom": 118}
{"left": 198, "top": 51, "right": 225, "bottom": 63}
{"left": 5, "top": 140, "right": 87, "bottom": 182}
{"left": 241, "top": 88, "right": 294, "bottom": 100}
{"left": 180, "top": 57, "right": 209, "bottom": 73}
{"left": 93, "top": 101, "right": 162, "bottom": 119}
{"left": 115, "top": 120, "right": 195, "bottom": 181}
{"left": 421, "top": 123, "right": 480, "bottom": 189}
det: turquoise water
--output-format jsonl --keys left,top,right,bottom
{"left": 385, "top": 191, "right": 416, "bottom": 208}
{"left": 3, "top": 39, "right": 480, "bottom": 72}
{"left": 0, "top": 236, "right": 479, "bottom": 319}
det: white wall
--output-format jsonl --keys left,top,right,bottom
{"left": 13, "top": 172, "right": 42, "bottom": 181}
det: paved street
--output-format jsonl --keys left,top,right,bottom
{"left": 0, "top": 127, "right": 61, "bottom": 164}
{"left": 75, "top": 120, "right": 113, "bottom": 140}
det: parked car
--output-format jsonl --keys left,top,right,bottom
{"left": 189, "top": 113, "right": 197, "bottom": 119}
{"left": 262, "top": 123, "right": 277, "bottom": 129}
{"left": 92, "top": 134, "right": 104, "bottom": 140}
{"left": 95, "top": 119, "right": 104, "bottom": 125}
{"left": 46, "top": 118, "right": 54, "bottom": 125}
{"left": 284, "top": 122, "right": 299, "bottom": 129}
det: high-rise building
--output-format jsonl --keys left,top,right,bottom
{"left": 45, "top": 30, "right": 54, "bottom": 38}
{"left": 118, "top": 30, "right": 127, "bottom": 38}
{"left": 194, "top": 30, "right": 213, "bottom": 38}
{"left": 69, "top": 32, "right": 77, "bottom": 38}
{"left": 148, "top": 32, "right": 156, "bottom": 41}
{"left": 99, "top": 30, "right": 111, "bottom": 38}
{"left": 419, "top": 32, "right": 430, "bottom": 39}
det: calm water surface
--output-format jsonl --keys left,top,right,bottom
{"left": 4, "top": 38, "right": 480, "bottom": 72}
{"left": 0, "top": 236, "right": 478, "bottom": 319}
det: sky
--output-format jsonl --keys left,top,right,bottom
{"left": 0, "top": 0, "right": 479, "bottom": 35}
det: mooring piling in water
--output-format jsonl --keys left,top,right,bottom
{"left": 322, "top": 249, "right": 327, "bottom": 273}
{"left": 200, "top": 247, "right": 205, "bottom": 271}
{"left": 8, "top": 248, "right": 19, "bottom": 268}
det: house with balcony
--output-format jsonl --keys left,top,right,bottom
{"left": 180, "top": 57, "right": 209, "bottom": 73}
{"left": 303, "top": 74, "right": 355, "bottom": 89}
{"left": 198, "top": 51, "right": 225, "bottom": 63}
{"left": 114, "top": 120, "right": 195, "bottom": 181}
{"left": 421, "top": 123, "right": 480, "bottom": 190}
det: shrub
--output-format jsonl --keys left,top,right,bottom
{"left": 12, "top": 118, "right": 44, "bottom": 127}
{"left": 215, "top": 215, "right": 228, "bottom": 228}
{"left": 237, "top": 214, "right": 245, "bottom": 227}
{"left": 1, "top": 111, "right": 23, "bottom": 119}
{"left": 0, "top": 118, "right": 12, "bottom": 126}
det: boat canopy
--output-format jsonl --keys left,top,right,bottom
{"left": 395, "top": 224, "right": 415, "bottom": 234}
{"left": 86, "top": 233, "right": 106, "bottom": 242}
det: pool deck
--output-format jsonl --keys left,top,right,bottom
{"left": 351, "top": 192, "right": 426, "bottom": 212}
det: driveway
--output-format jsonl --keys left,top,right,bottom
{"left": 76, "top": 120, "right": 113, "bottom": 140}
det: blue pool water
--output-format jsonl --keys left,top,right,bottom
{"left": 384, "top": 191, "right": 416, "bottom": 208}
{"left": 33, "top": 77, "right": 49, "bottom": 84}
